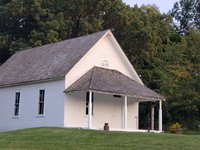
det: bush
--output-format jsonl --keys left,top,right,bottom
{"left": 170, "top": 122, "right": 182, "bottom": 130}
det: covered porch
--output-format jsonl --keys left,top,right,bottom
{"left": 64, "top": 67, "right": 165, "bottom": 132}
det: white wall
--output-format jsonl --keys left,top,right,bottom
{"left": 127, "top": 97, "right": 139, "bottom": 129}
{"left": 65, "top": 34, "right": 142, "bottom": 89}
{"left": 0, "top": 80, "right": 65, "bottom": 131}
{"left": 93, "top": 93, "right": 123, "bottom": 129}
{"left": 64, "top": 33, "right": 140, "bottom": 130}
{"left": 64, "top": 92, "right": 138, "bottom": 130}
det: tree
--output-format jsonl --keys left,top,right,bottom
{"left": 171, "top": 0, "right": 200, "bottom": 33}
{"left": 0, "top": 0, "right": 131, "bottom": 64}
{"left": 117, "top": 5, "right": 174, "bottom": 129}
{"left": 162, "top": 29, "right": 200, "bottom": 129}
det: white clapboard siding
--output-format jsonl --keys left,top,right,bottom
{"left": 0, "top": 79, "right": 65, "bottom": 131}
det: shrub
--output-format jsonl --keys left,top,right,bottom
{"left": 170, "top": 122, "right": 182, "bottom": 130}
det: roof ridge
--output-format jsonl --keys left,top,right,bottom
{"left": 97, "top": 67, "right": 140, "bottom": 84}
{"left": 11, "top": 30, "right": 110, "bottom": 54}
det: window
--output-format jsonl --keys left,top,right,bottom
{"left": 38, "top": 90, "right": 45, "bottom": 115}
{"left": 113, "top": 95, "right": 122, "bottom": 98}
{"left": 14, "top": 92, "right": 20, "bottom": 116}
{"left": 86, "top": 92, "right": 94, "bottom": 115}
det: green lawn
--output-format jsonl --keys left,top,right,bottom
{"left": 0, "top": 127, "right": 200, "bottom": 150}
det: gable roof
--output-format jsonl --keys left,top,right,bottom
{"left": 0, "top": 30, "right": 109, "bottom": 87}
{"left": 65, "top": 67, "right": 165, "bottom": 100}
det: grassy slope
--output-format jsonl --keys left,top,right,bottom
{"left": 0, "top": 128, "right": 200, "bottom": 150}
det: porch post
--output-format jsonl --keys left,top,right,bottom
{"left": 88, "top": 91, "right": 92, "bottom": 129}
{"left": 159, "top": 100, "right": 162, "bottom": 132}
{"left": 124, "top": 96, "right": 127, "bottom": 129}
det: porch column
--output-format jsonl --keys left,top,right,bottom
{"left": 88, "top": 91, "right": 92, "bottom": 129}
{"left": 159, "top": 100, "right": 162, "bottom": 132}
{"left": 124, "top": 96, "right": 127, "bottom": 129}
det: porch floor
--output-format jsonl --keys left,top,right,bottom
{"left": 64, "top": 126, "right": 162, "bottom": 133}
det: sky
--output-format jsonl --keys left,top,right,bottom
{"left": 123, "top": 0, "right": 178, "bottom": 13}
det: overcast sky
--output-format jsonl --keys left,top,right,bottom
{"left": 123, "top": 0, "right": 178, "bottom": 13}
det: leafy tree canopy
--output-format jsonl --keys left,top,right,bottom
{"left": 171, "top": 0, "right": 200, "bottom": 33}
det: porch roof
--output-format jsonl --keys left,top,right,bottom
{"left": 65, "top": 67, "right": 165, "bottom": 101}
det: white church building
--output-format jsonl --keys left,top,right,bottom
{"left": 0, "top": 30, "right": 165, "bottom": 132}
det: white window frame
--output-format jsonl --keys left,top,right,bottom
{"left": 14, "top": 92, "right": 20, "bottom": 117}
{"left": 38, "top": 89, "right": 45, "bottom": 116}
{"left": 86, "top": 92, "right": 94, "bottom": 115}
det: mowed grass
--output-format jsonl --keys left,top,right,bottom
{"left": 0, "top": 128, "right": 200, "bottom": 150}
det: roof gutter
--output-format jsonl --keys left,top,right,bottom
{"left": 65, "top": 89, "right": 165, "bottom": 101}
{"left": 0, "top": 77, "right": 65, "bottom": 88}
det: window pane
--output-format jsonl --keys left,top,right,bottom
{"left": 85, "top": 92, "right": 94, "bottom": 115}
{"left": 39, "top": 103, "right": 44, "bottom": 114}
{"left": 15, "top": 92, "right": 20, "bottom": 103}
{"left": 14, "top": 107, "right": 18, "bottom": 116}
{"left": 39, "top": 90, "right": 45, "bottom": 114}
{"left": 14, "top": 92, "right": 20, "bottom": 116}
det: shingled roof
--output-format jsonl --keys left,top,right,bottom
{"left": 65, "top": 67, "right": 165, "bottom": 100}
{"left": 0, "top": 30, "right": 109, "bottom": 87}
